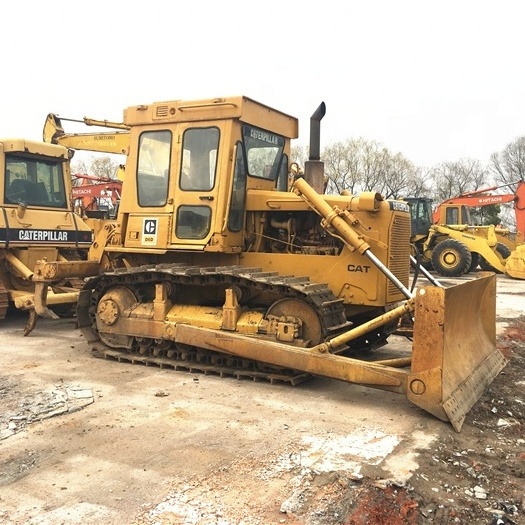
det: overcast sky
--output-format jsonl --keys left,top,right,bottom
{"left": 2, "top": 1, "right": 523, "bottom": 168}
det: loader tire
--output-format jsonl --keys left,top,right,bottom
{"left": 431, "top": 239, "right": 472, "bottom": 277}
{"left": 468, "top": 252, "right": 480, "bottom": 273}
{"left": 479, "top": 243, "right": 512, "bottom": 273}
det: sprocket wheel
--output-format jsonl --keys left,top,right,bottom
{"left": 95, "top": 285, "right": 137, "bottom": 349}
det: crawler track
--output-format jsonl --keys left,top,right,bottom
{"left": 0, "top": 281, "right": 9, "bottom": 320}
{"left": 95, "top": 346, "right": 312, "bottom": 385}
{"left": 78, "top": 264, "right": 384, "bottom": 384}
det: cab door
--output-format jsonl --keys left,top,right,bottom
{"left": 122, "top": 124, "right": 231, "bottom": 252}
{"left": 169, "top": 125, "right": 222, "bottom": 250}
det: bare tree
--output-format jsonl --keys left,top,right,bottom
{"left": 358, "top": 140, "right": 389, "bottom": 193}
{"left": 322, "top": 140, "right": 364, "bottom": 194}
{"left": 71, "top": 154, "right": 120, "bottom": 180}
{"left": 428, "top": 158, "right": 489, "bottom": 201}
{"left": 489, "top": 136, "right": 525, "bottom": 185}
{"left": 321, "top": 138, "right": 419, "bottom": 198}
{"left": 290, "top": 143, "right": 308, "bottom": 166}
{"left": 404, "top": 166, "right": 434, "bottom": 198}
{"left": 381, "top": 152, "right": 420, "bottom": 199}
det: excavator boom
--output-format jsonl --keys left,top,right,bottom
{"left": 43, "top": 113, "right": 130, "bottom": 155}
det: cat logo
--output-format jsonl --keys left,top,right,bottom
{"left": 347, "top": 264, "right": 371, "bottom": 273}
{"left": 142, "top": 218, "right": 158, "bottom": 245}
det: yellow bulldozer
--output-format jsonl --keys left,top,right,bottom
{"left": 0, "top": 139, "right": 98, "bottom": 332}
{"left": 3, "top": 96, "right": 506, "bottom": 431}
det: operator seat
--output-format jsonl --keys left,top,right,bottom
{"left": 30, "top": 182, "right": 49, "bottom": 204}
{"left": 7, "top": 178, "right": 31, "bottom": 203}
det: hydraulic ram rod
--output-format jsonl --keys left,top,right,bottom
{"left": 293, "top": 177, "right": 414, "bottom": 299}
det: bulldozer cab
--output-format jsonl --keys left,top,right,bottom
{"left": 0, "top": 139, "right": 94, "bottom": 331}
{"left": 3, "top": 147, "right": 68, "bottom": 209}
{"left": 0, "top": 139, "right": 93, "bottom": 251}
{"left": 117, "top": 97, "right": 296, "bottom": 253}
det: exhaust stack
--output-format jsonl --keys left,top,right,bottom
{"left": 304, "top": 102, "right": 326, "bottom": 194}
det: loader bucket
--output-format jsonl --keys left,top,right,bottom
{"left": 407, "top": 272, "right": 506, "bottom": 432}
{"left": 504, "top": 245, "right": 525, "bottom": 279}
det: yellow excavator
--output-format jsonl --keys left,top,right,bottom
{"left": 43, "top": 113, "right": 130, "bottom": 156}
{"left": 19, "top": 96, "right": 506, "bottom": 431}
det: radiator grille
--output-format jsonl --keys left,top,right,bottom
{"left": 387, "top": 214, "right": 411, "bottom": 299}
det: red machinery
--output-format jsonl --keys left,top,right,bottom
{"left": 72, "top": 174, "right": 122, "bottom": 218}
{"left": 432, "top": 180, "right": 525, "bottom": 243}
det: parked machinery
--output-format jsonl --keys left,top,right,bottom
{"left": 406, "top": 195, "right": 522, "bottom": 278}
{"left": 432, "top": 181, "right": 525, "bottom": 279}
{"left": 0, "top": 139, "right": 97, "bottom": 332}
{"left": 71, "top": 173, "right": 122, "bottom": 219}
{"left": 43, "top": 113, "right": 130, "bottom": 156}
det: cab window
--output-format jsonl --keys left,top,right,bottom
{"left": 242, "top": 124, "right": 285, "bottom": 181}
{"left": 276, "top": 154, "right": 289, "bottom": 191}
{"left": 176, "top": 205, "right": 211, "bottom": 239}
{"left": 445, "top": 207, "right": 460, "bottom": 225}
{"left": 137, "top": 130, "right": 171, "bottom": 207}
{"left": 4, "top": 154, "right": 67, "bottom": 208}
{"left": 227, "top": 143, "right": 247, "bottom": 232}
{"left": 180, "top": 127, "right": 219, "bottom": 191}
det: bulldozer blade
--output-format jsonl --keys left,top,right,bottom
{"left": 407, "top": 272, "right": 506, "bottom": 431}
{"left": 505, "top": 245, "right": 525, "bottom": 279}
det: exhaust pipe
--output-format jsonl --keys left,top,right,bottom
{"left": 304, "top": 102, "right": 326, "bottom": 194}
{"left": 309, "top": 102, "right": 326, "bottom": 161}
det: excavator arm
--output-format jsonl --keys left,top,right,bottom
{"left": 43, "top": 113, "right": 130, "bottom": 155}
{"left": 433, "top": 180, "right": 525, "bottom": 238}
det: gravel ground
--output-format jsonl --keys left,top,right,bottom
{"left": 0, "top": 272, "right": 523, "bottom": 525}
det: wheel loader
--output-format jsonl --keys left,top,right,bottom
{"left": 405, "top": 196, "right": 518, "bottom": 277}
{"left": 0, "top": 138, "right": 99, "bottom": 333}
{"left": 29, "top": 96, "right": 504, "bottom": 431}
{"left": 430, "top": 182, "right": 525, "bottom": 279}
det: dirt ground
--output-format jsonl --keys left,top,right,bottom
{"left": 0, "top": 273, "right": 524, "bottom": 525}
